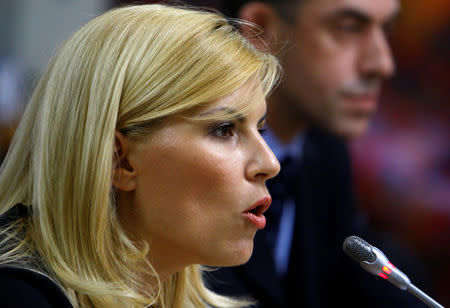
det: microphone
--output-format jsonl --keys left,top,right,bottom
{"left": 343, "top": 236, "right": 444, "bottom": 308}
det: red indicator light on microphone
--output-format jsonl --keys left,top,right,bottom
{"left": 382, "top": 266, "right": 392, "bottom": 274}
{"left": 378, "top": 272, "right": 388, "bottom": 280}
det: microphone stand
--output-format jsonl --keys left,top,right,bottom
{"left": 407, "top": 284, "right": 444, "bottom": 308}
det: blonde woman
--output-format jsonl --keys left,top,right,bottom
{"left": 0, "top": 4, "right": 280, "bottom": 308}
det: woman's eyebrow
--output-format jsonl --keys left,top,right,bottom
{"left": 200, "top": 107, "right": 267, "bottom": 124}
{"left": 199, "top": 107, "right": 245, "bottom": 122}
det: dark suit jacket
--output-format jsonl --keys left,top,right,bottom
{"left": 0, "top": 267, "right": 72, "bottom": 307}
{"left": 0, "top": 205, "right": 72, "bottom": 307}
{"left": 205, "top": 128, "right": 429, "bottom": 307}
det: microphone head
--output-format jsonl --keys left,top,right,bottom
{"left": 343, "top": 236, "right": 376, "bottom": 263}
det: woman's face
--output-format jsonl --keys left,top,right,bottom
{"left": 117, "top": 81, "right": 280, "bottom": 276}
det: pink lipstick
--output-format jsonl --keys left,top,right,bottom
{"left": 242, "top": 196, "right": 271, "bottom": 229}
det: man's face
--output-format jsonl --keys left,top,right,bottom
{"left": 277, "top": 0, "right": 399, "bottom": 138}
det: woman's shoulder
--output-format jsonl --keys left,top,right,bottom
{"left": 0, "top": 266, "right": 72, "bottom": 307}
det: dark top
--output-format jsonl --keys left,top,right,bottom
{"left": 205, "top": 128, "right": 431, "bottom": 307}
{"left": 0, "top": 267, "right": 72, "bottom": 307}
{"left": 0, "top": 205, "right": 72, "bottom": 307}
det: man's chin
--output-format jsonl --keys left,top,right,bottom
{"left": 333, "top": 118, "right": 372, "bottom": 140}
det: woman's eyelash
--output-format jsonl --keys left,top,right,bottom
{"left": 209, "top": 122, "right": 236, "bottom": 138}
{"left": 209, "top": 122, "right": 267, "bottom": 138}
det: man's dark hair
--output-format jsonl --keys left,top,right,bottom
{"left": 187, "top": 0, "right": 304, "bottom": 22}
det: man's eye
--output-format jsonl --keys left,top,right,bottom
{"left": 335, "top": 18, "right": 365, "bottom": 34}
{"left": 337, "top": 22, "right": 362, "bottom": 33}
{"left": 382, "top": 22, "right": 396, "bottom": 40}
{"left": 258, "top": 126, "right": 267, "bottom": 135}
{"left": 210, "top": 123, "right": 235, "bottom": 138}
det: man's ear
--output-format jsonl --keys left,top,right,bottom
{"left": 113, "top": 130, "right": 136, "bottom": 192}
{"left": 238, "top": 2, "right": 284, "bottom": 52}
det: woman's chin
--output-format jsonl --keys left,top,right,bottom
{"left": 206, "top": 241, "right": 254, "bottom": 267}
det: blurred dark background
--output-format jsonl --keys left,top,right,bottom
{"left": 0, "top": 0, "right": 448, "bottom": 305}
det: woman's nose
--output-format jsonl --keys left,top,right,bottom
{"left": 246, "top": 134, "right": 280, "bottom": 182}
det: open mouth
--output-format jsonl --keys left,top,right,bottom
{"left": 244, "top": 196, "right": 271, "bottom": 216}
{"left": 242, "top": 197, "right": 270, "bottom": 230}
{"left": 247, "top": 204, "right": 265, "bottom": 216}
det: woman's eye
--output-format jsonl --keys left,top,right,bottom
{"left": 210, "top": 123, "right": 235, "bottom": 138}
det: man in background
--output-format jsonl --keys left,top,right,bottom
{"left": 184, "top": 0, "right": 432, "bottom": 307}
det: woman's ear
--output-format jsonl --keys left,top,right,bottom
{"left": 238, "top": 2, "right": 284, "bottom": 52}
{"left": 113, "top": 130, "right": 136, "bottom": 192}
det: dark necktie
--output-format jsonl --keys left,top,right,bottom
{"left": 265, "top": 156, "right": 299, "bottom": 268}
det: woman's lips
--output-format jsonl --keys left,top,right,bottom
{"left": 242, "top": 196, "right": 271, "bottom": 229}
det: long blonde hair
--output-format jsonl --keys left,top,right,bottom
{"left": 0, "top": 4, "right": 280, "bottom": 307}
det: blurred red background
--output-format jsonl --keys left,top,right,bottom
{"left": 351, "top": 0, "right": 449, "bottom": 305}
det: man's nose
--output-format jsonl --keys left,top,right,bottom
{"left": 359, "top": 28, "right": 395, "bottom": 80}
